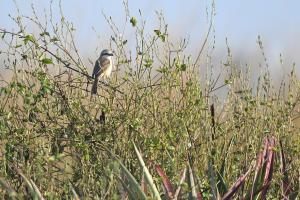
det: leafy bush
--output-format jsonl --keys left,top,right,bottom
{"left": 0, "top": 1, "right": 299, "bottom": 199}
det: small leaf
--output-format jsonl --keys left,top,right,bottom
{"left": 144, "top": 59, "right": 153, "bottom": 68}
{"left": 40, "top": 31, "right": 50, "bottom": 37}
{"left": 1, "top": 32, "right": 6, "bottom": 39}
{"left": 224, "top": 79, "right": 232, "bottom": 84}
{"left": 157, "top": 66, "right": 168, "bottom": 74}
{"left": 179, "top": 63, "right": 187, "bottom": 71}
{"left": 41, "top": 58, "right": 53, "bottom": 64}
{"left": 22, "top": 54, "right": 28, "bottom": 60}
{"left": 154, "top": 29, "right": 161, "bottom": 36}
{"left": 130, "top": 17, "right": 137, "bottom": 27}
{"left": 160, "top": 34, "right": 166, "bottom": 42}
{"left": 50, "top": 37, "right": 59, "bottom": 42}
{"left": 24, "top": 34, "right": 36, "bottom": 45}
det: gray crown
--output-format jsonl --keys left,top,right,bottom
{"left": 100, "top": 49, "right": 114, "bottom": 57}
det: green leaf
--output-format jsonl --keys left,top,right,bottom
{"left": 0, "top": 178, "right": 17, "bottom": 197}
{"left": 224, "top": 79, "right": 232, "bottom": 84}
{"left": 157, "top": 66, "right": 169, "bottom": 74}
{"left": 21, "top": 54, "right": 28, "bottom": 60}
{"left": 144, "top": 59, "right": 153, "bottom": 68}
{"left": 40, "top": 31, "right": 50, "bottom": 37}
{"left": 177, "top": 63, "right": 186, "bottom": 71}
{"left": 133, "top": 143, "right": 161, "bottom": 200}
{"left": 160, "top": 34, "right": 166, "bottom": 42}
{"left": 108, "top": 150, "right": 147, "bottom": 199}
{"left": 15, "top": 168, "right": 45, "bottom": 200}
{"left": 50, "top": 37, "right": 59, "bottom": 42}
{"left": 41, "top": 58, "right": 53, "bottom": 64}
{"left": 23, "top": 34, "right": 36, "bottom": 45}
{"left": 187, "top": 163, "right": 197, "bottom": 199}
{"left": 154, "top": 30, "right": 166, "bottom": 42}
{"left": 1, "top": 32, "right": 6, "bottom": 39}
{"left": 154, "top": 29, "right": 161, "bottom": 36}
{"left": 130, "top": 17, "right": 137, "bottom": 27}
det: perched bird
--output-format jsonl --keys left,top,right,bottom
{"left": 91, "top": 49, "right": 114, "bottom": 94}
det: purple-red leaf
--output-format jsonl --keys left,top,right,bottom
{"left": 261, "top": 137, "right": 276, "bottom": 199}
{"left": 221, "top": 167, "right": 252, "bottom": 200}
{"left": 155, "top": 164, "right": 174, "bottom": 198}
{"left": 197, "top": 192, "right": 203, "bottom": 200}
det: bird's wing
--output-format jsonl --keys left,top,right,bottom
{"left": 99, "top": 57, "right": 111, "bottom": 72}
{"left": 92, "top": 60, "right": 101, "bottom": 78}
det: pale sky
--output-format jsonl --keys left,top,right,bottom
{"left": 1, "top": 0, "right": 300, "bottom": 76}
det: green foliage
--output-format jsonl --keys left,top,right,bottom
{"left": 40, "top": 58, "right": 53, "bottom": 65}
{"left": 23, "top": 34, "right": 36, "bottom": 45}
{"left": 0, "top": 2, "right": 299, "bottom": 199}
{"left": 154, "top": 29, "right": 166, "bottom": 42}
{"left": 130, "top": 17, "right": 137, "bottom": 27}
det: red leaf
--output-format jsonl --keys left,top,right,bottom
{"left": 261, "top": 137, "right": 276, "bottom": 199}
{"left": 221, "top": 167, "right": 252, "bottom": 200}
{"left": 155, "top": 164, "right": 175, "bottom": 198}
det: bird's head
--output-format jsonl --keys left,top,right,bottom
{"left": 100, "top": 49, "right": 114, "bottom": 58}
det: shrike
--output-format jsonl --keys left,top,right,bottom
{"left": 91, "top": 49, "right": 114, "bottom": 94}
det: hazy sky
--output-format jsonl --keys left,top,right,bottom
{"left": 1, "top": 0, "right": 300, "bottom": 75}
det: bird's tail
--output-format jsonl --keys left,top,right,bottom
{"left": 91, "top": 77, "right": 98, "bottom": 94}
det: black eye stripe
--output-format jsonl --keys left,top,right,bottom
{"left": 102, "top": 53, "right": 113, "bottom": 56}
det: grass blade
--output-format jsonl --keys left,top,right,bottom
{"left": 29, "top": 179, "right": 44, "bottom": 200}
{"left": 141, "top": 171, "right": 148, "bottom": 195}
{"left": 133, "top": 143, "right": 161, "bottom": 200}
{"left": 15, "top": 167, "right": 44, "bottom": 200}
{"left": 0, "top": 177, "right": 17, "bottom": 197}
{"left": 215, "top": 138, "right": 232, "bottom": 197}
{"left": 69, "top": 182, "right": 81, "bottom": 200}
{"left": 174, "top": 167, "right": 187, "bottom": 199}
{"left": 250, "top": 151, "right": 263, "bottom": 199}
{"left": 208, "top": 158, "right": 218, "bottom": 200}
{"left": 108, "top": 151, "right": 147, "bottom": 199}
{"left": 187, "top": 162, "right": 198, "bottom": 200}
{"left": 117, "top": 175, "right": 139, "bottom": 200}
{"left": 279, "top": 140, "right": 291, "bottom": 198}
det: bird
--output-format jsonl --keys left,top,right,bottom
{"left": 91, "top": 49, "right": 114, "bottom": 94}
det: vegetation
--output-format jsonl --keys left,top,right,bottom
{"left": 0, "top": 1, "right": 299, "bottom": 199}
